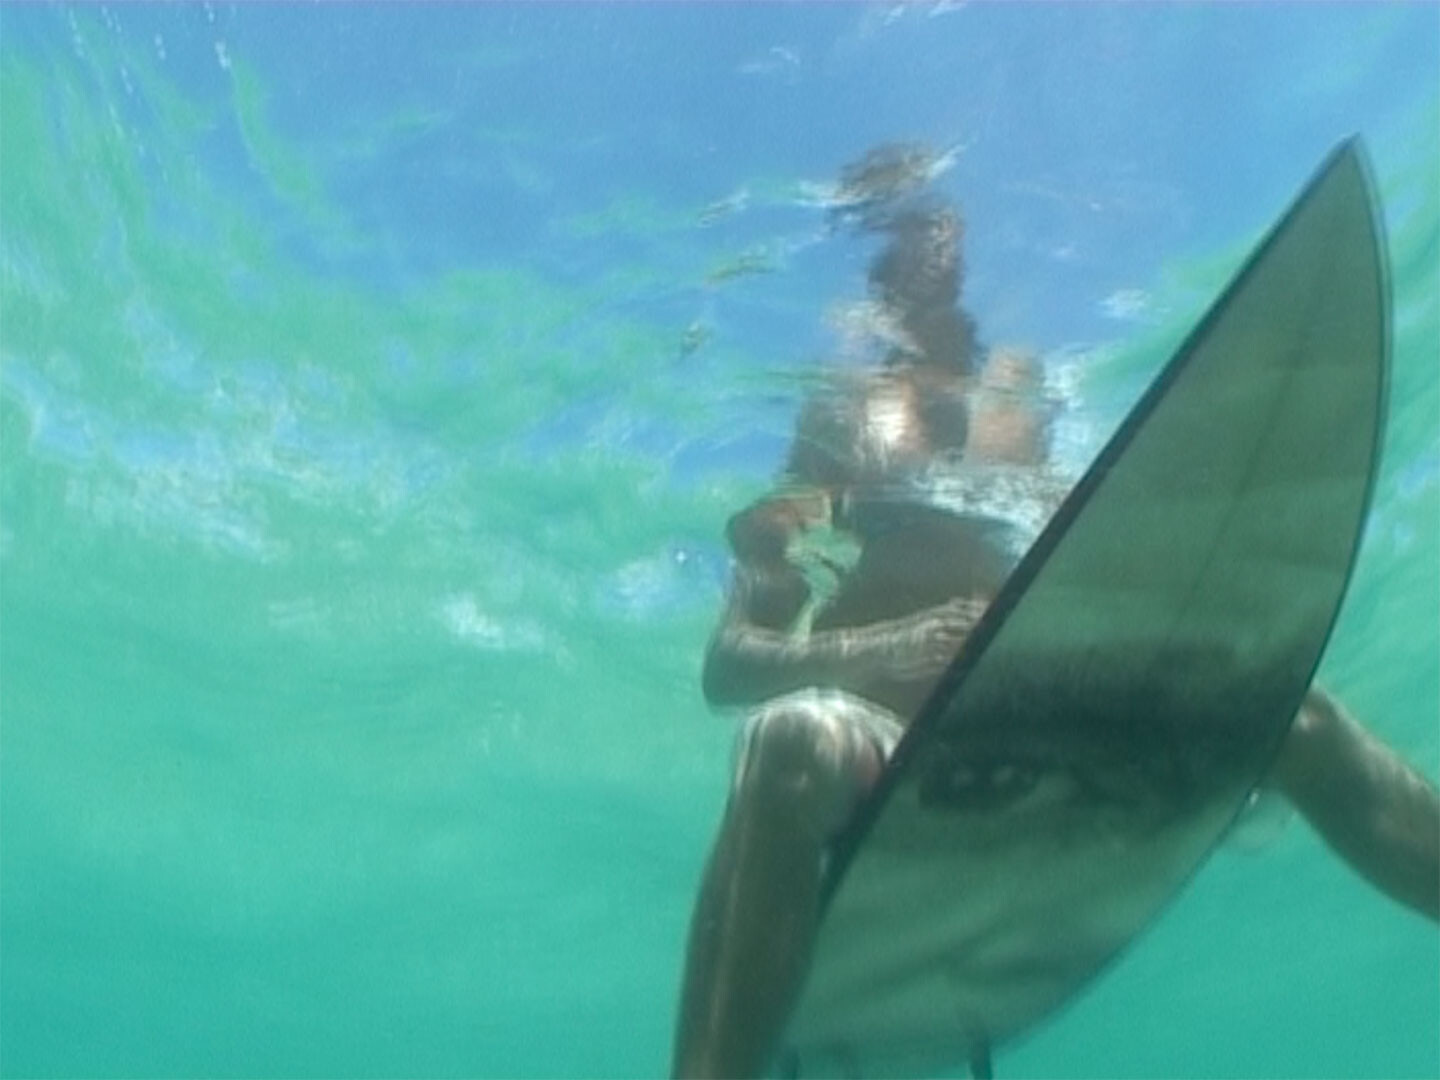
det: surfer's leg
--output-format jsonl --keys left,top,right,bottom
{"left": 672, "top": 691, "right": 899, "bottom": 1079}
{"left": 1268, "top": 686, "right": 1439, "bottom": 921}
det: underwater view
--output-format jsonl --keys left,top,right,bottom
{"left": 1, "top": 4, "right": 1437, "bottom": 1078}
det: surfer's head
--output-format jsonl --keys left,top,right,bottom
{"left": 866, "top": 205, "right": 981, "bottom": 376}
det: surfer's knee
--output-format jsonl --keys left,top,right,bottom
{"left": 735, "top": 692, "right": 862, "bottom": 790}
{"left": 733, "top": 691, "right": 885, "bottom": 831}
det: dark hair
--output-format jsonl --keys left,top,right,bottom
{"left": 866, "top": 204, "right": 980, "bottom": 374}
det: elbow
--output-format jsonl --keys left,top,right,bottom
{"left": 702, "top": 634, "right": 768, "bottom": 707}
{"left": 702, "top": 648, "right": 747, "bottom": 707}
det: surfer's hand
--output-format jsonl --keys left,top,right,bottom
{"left": 872, "top": 598, "right": 986, "bottom": 682}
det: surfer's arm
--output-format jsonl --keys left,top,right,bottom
{"left": 703, "top": 592, "right": 984, "bottom": 706}
{"left": 703, "top": 613, "right": 871, "bottom": 705}
{"left": 1269, "top": 686, "right": 1440, "bottom": 922}
{"left": 705, "top": 491, "right": 868, "bottom": 704}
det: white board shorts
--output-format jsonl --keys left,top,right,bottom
{"left": 733, "top": 688, "right": 906, "bottom": 793}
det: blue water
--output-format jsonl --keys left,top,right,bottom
{"left": 1, "top": 4, "right": 1436, "bottom": 1077}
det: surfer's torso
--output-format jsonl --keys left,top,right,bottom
{"left": 786, "top": 369, "right": 969, "bottom": 490}
{"left": 729, "top": 368, "right": 1016, "bottom": 719}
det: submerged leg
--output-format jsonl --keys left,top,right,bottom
{"left": 1269, "top": 686, "right": 1439, "bottom": 921}
{"left": 672, "top": 692, "right": 892, "bottom": 1079}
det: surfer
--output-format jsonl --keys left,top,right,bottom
{"left": 672, "top": 153, "right": 1048, "bottom": 1078}
{"left": 671, "top": 145, "right": 1439, "bottom": 1080}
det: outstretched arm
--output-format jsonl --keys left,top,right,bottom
{"left": 1267, "top": 686, "right": 1439, "bottom": 922}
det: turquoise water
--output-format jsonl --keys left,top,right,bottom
{"left": 1, "top": 4, "right": 1436, "bottom": 1077}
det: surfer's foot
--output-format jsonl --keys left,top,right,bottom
{"left": 672, "top": 694, "right": 889, "bottom": 1078}
{"left": 1270, "top": 687, "right": 1440, "bottom": 921}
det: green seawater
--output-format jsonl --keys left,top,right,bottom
{"left": 1, "top": 8, "right": 1436, "bottom": 1079}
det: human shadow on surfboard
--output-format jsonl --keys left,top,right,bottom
{"left": 781, "top": 138, "right": 1389, "bottom": 1079}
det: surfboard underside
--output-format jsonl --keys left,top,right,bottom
{"left": 783, "top": 140, "right": 1388, "bottom": 1077}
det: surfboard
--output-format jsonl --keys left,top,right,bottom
{"left": 780, "top": 138, "right": 1390, "bottom": 1078}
